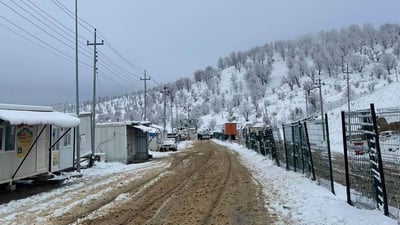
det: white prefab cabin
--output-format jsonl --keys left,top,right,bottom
{"left": 0, "top": 104, "right": 80, "bottom": 185}
{"left": 50, "top": 112, "right": 91, "bottom": 172}
{"left": 95, "top": 121, "right": 151, "bottom": 164}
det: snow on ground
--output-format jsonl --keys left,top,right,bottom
{"left": 213, "top": 139, "right": 398, "bottom": 225}
{"left": 0, "top": 139, "right": 397, "bottom": 224}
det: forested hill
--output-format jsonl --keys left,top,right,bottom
{"left": 55, "top": 23, "right": 400, "bottom": 131}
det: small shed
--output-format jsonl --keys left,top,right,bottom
{"left": 249, "top": 122, "right": 266, "bottom": 134}
{"left": 0, "top": 104, "right": 79, "bottom": 185}
{"left": 95, "top": 121, "right": 151, "bottom": 164}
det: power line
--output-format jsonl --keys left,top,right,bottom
{"left": 98, "top": 61, "right": 143, "bottom": 89}
{"left": 8, "top": 0, "right": 93, "bottom": 59}
{"left": 0, "top": 21, "right": 72, "bottom": 63}
{"left": 23, "top": 0, "right": 96, "bottom": 56}
{"left": 97, "top": 70, "right": 139, "bottom": 92}
{"left": 7, "top": 0, "right": 156, "bottom": 96}
{"left": 0, "top": 1, "right": 76, "bottom": 52}
{"left": 0, "top": 16, "right": 73, "bottom": 60}
{"left": 0, "top": 15, "right": 93, "bottom": 71}
{"left": 19, "top": 0, "right": 73, "bottom": 40}
{"left": 51, "top": 0, "right": 94, "bottom": 33}
{"left": 97, "top": 52, "right": 143, "bottom": 86}
{"left": 98, "top": 51, "right": 142, "bottom": 79}
{"left": 97, "top": 31, "right": 146, "bottom": 74}
{"left": 150, "top": 76, "right": 163, "bottom": 87}
{"left": 51, "top": 0, "right": 151, "bottom": 87}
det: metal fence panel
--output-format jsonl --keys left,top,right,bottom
{"left": 283, "top": 124, "right": 295, "bottom": 171}
{"left": 305, "top": 117, "right": 334, "bottom": 194}
{"left": 342, "top": 108, "right": 388, "bottom": 214}
{"left": 282, "top": 122, "right": 315, "bottom": 177}
{"left": 375, "top": 108, "right": 400, "bottom": 218}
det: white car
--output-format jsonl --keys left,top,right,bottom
{"left": 379, "top": 130, "right": 400, "bottom": 141}
{"left": 159, "top": 138, "right": 178, "bottom": 152}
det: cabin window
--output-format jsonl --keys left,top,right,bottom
{"left": 5, "top": 126, "right": 15, "bottom": 151}
{"left": 63, "top": 131, "right": 71, "bottom": 147}
{"left": 0, "top": 127, "right": 3, "bottom": 150}
{"left": 52, "top": 128, "right": 61, "bottom": 151}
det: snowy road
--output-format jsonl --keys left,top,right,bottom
{"left": 0, "top": 141, "right": 273, "bottom": 225}
{"left": 0, "top": 140, "right": 397, "bottom": 225}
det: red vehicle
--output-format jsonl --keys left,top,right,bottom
{"left": 352, "top": 141, "right": 365, "bottom": 155}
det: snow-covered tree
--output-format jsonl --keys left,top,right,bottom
{"left": 240, "top": 100, "right": 251, "bottom": 121}
{"left": 381, "top": 53, "right": 397, "bottom": 75}
{"left": 371, "top": 63, "right": 386, "bottom": 79}
{"left": 393, "top": 43, "right": 400, "bottom": 59}
{"left": 208, "top": 119, "right": 217, "bottom": 131}
{"left": 348, "top": 53, "right": 369, "bottom": 73}
{"left": 210, "top": 96, "right": 222, "bottom": 114}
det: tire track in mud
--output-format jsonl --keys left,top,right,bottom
{"left": 76, "top": 147, "right": 215, "bottom": 225}
{"left": 131, "top": 141, "right": 271, "bottom": 225}
{"left": 52, "top": 152, "right": 197, "bottom": 225}
{"left": 203, "top": 142, "right": 271, "bottom": 225}
{"left": 202, "top": 143, "right": 233, "bottom": 225}
{"left": 141, "top": 144, "right": 231, "bottom": 225}
{"left": 0, "top": 162, "right": 166, "bottom": 225}
{"left": 3, "top": 141, "right": 273, "bottom": 225}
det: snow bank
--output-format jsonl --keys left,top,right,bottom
{"left": 213, "top": 139, "right": 397, "bottom": 225}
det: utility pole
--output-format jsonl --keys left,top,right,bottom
{"left": 74, "top": 0, "right": 80, "bottom": 172}
{"left": 316, "top": 77, "right": 324, "bottom": 121}
{"left": 346, "top": 64, "right": 351, "bottom": 113}
{"left": 140, "top": 70, "right": 150, "bottom": 121}
{"left": 161, "top": 86, "right": 169, "bottom": 139}
{"left": 170, "top": 94, "right": 173, "bottom": 133}
{"left": 87, "top": 28, "right": 103, "bottom": 167}
{"left": 175, "top": 101, "right": 179, "bottom": 133}
{"left": 346, "top": 64, "right": 352, "bottom": 141}
{"left": 316, "top": 76, "right": 325, "bottom": 140}
{"left": 305, "top": 89, "right": 309, "bottom": 118}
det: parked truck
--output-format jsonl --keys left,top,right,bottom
{"left": 224, "top": 123, "right": 237, "bottom": 140}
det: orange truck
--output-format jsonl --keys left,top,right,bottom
{"left": 224, "top": 123, "right": 237, "bottom": 136}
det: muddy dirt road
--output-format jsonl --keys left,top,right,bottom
{"left": 1, "top": 141, "right": 275, "bottom": 225}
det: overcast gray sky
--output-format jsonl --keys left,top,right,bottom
{"left": 1, "top": 0, "right": 400, "bottom": 106}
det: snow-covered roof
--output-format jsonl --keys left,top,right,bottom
{"left": 96, "top": 121, "right": 150, "bottom": 128}
{"left": 79, "top": 112, "right": 92, "bottom": 117}
{"left": 133, "top": 125, "right": 153, "bottom": 132}
{"left": 0, "top": 109, "right": 80, "bottom": 128}
{"left": 0, "top": 103, "right": 53, "bottom": 111}
{"left": 149, "top": 124, "right": 163, "bottom": 130}
{"left": 252, "top": 122, "right": 265, "bottom": 128}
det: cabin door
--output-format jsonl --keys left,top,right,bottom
{"left": 36, "top": 125, "right": 49, "bottom": 172}
{"left": 50, "top": 127, "right": 61, "bottom": 171}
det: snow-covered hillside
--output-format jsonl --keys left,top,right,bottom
{"left": 55, "top": 23, "right": 400, "bottom": 153}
